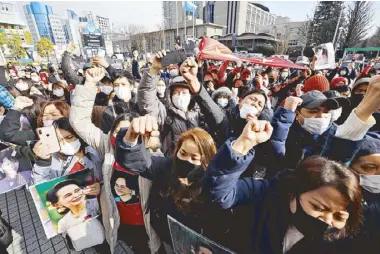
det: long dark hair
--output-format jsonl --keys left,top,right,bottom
{"left": 46, "top": 179, "right": 81, "bottom": 214}
{"left": 158, "top": 128, "right": 216, "bottom": 215}
{"left": 54, "top": 117, "right": 87, "bottom": 153}
{"left": 23, "top": 95, "right": 46, "bottom": 130}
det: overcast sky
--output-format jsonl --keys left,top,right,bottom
{"left": 17, "top": 1, "right": 380, "bottom": 35}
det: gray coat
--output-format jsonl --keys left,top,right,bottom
{"left": 69, "top": 85, "right": 160, "bottom": 253}
{"left": 137, "top": 71, "right": 225, "bottom": 156}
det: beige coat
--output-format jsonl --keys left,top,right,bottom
{"left": 69, "top": 85, "right": 161, "bottom": 253}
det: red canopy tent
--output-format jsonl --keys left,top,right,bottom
{"left": 197, "top": 37, "right": 307, "bottom": 69}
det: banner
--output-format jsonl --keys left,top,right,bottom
{"left": 0, "top": 146, "right": 32, "bottom": 195}
{"left": 29, "top": 169, "right": 100, "bottom": 239}
{"left": 313, "top": 42, "right": 335, "bottom": 70}
{"left": 168, "top": 215, "right": 235, "bottom": 254}
{"left": 240, "top": 56, "right": 308, "bottom": 70}
{"left": 198, "top": 37, "right": 241, "bottom": 62}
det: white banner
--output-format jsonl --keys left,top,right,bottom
{"left": 314, "top": 42, "right": 336, "bottom": 70}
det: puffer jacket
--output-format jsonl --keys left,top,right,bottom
{"left": 137, "top": 70, "right": 225, "bottom": 156}
{"left": 69, "top": 85, "right": 160, "bottom": 253}
{"left": 270, "top": 107, "right": 338, "bottom": 170}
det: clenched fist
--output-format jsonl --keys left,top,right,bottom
{"left": 283, "top": 96, "right": 303, "bottom": 112}
{"left": 124, "top": 115, "right": 160, "bottom": 145}
{"left": 180, "top": 57, "right": 200, "bottom": 94}
{"left": 232, "top": 120, "right": 273, "bottom": 155}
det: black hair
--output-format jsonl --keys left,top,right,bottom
{"left": 100, "top": 76, "right": 112, "bottom": 84}
{"left": 23, "top": 95, "right": 46, "bottom": 130}
{"left": 242, "top": 88, "right": 268, "bottom": 104}
{"left": 109, "top": 113, "right": 139, "bottom": 137}
{"left": 46, "top": 179, "right": 81, "bottom": 204}
{"left": 110, "top": 169, "right": 139, "bottom": 198}
{"left": 48, "top": 66, "right": 56, "bottom": 74}
{"left": 114, "top": 70, "right": 135, "bottom": 86}
{"left": 53, "top": 117, "right": 87, "bottom": 151}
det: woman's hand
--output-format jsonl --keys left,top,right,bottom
{"left": 83, "top": 182, "right": 101, "bottom": 196}
{"left": 33, "top": 140, "right": 51, "bottom": 160}
{"left": 124, "top": 115, "right": 160, "bottom": 145}
{"left": 232, "top": 119, "right": 273, "bottom": 155}
{"left": 84, "top": 67, "right": 105, "bottom": 87}
{"left": 92, "top": 56, "right": 109, "bottom": 69}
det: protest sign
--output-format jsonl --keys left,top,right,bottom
{"left": 314, "top": 42, "right": 336, "bottom": 70}
{"left": 168, "top": 215, "right": 235, "bottom": 254}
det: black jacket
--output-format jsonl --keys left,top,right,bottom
{"left": 0, "top": 109, "right": 36, "bottom": 145}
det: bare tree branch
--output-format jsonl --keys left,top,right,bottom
{"left": 343, "top": 1, "right": 374, "bottom": 48}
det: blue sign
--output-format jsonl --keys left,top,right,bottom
{"left": 84, "top": 21, "right": 100, "bottom": 35}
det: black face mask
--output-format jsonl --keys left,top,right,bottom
{"left": 175, "top": 157, "right": 199, "bottom": 178}
{"left": 269, "top": 78, "right": 276, "bottom": 84}
{"left": 292, "top": 197, "right": 329, "bottom": 238}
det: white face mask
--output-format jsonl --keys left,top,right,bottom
{"left": 60, "top": 139, "right": 81, "bottom": 156}
{"left": 217, "top": 98, "right": 229, "bottom": 108}
{"left": 169, "top": 69, "right": 179, "bottom": 78}
{"left": 53, "top": 89, "right": 65, "bottom": 97}
{"left": 172, "top": 94, "right": 191, "bottom": 111}
{"left": 301, "top": 115, "right": 331, "bottom": 135}
{"left": 157, "top": 86, "right": 166, "bottom": 97}
{"left": 360, "top": 174, "right": 380, "bottom": 193}
{"left": 330, "top": 107, "right": 342, "bottom": 122}
{"left": 31, "top": 77, "right": 40, "bottom": 82}
{"left": 132, "top": 87, "right": 138, "bottom": 95}
{"left": 101, "top": 86, "right": 113, "bottom": 95}
{"left": 240, "top": 103, "right": 259, "bottom": 119}
{"left": 16, "top": 82, "right": 29, "bottom": 91}
{"left": 281, "top": 73, "right": 288, "bottom": 79}
{"left": 43, "top": 120, "right": 54, "bottom": 127}
{"left": 114, "top": 86, "right": 131, "bottom": 102}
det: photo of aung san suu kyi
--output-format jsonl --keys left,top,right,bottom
{"left": 29, "top": 168, "right": 100, "bottom": 239}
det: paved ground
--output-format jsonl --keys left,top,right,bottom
{"left": 0, "top": 188, "right": 133, "bottom": 254}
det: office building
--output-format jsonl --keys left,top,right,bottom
{"left": 258, "top": 17, "right": 309, "bottom": 48}
{"left": 214, "top": 1, "right": 276, "bottom": 35}
{"left": 66, "top": 9, "right": 82, "bottom": 47}
{"left": 203, "top": 1, "right": 215, "bottom": 23}
{"left": 0, "top": 1, "right": 32, "bottom": 46}
{"left": 95, "top": 15, "right": 111, "bottom": 34}
{"left": 23, "top": 2, "right": 66, "bottom": 45}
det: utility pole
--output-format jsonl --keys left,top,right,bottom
{"left": 332, "top": 7, "right": 343, "bottom": 45}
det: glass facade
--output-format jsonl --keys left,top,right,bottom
{"left": 28, "top": 2, "right": 54, "bottom": 42}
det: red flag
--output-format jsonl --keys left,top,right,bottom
{"left": 198, "top": 37, "right": 241, "bottom": 62}
{"left": 240, "top": 56, "right": 307, "bottom": 70}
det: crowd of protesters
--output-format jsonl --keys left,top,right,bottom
{"left": 0, "top": 41, "right": 380, "bottom": 254}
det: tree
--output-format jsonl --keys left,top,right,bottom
{"left": 24, "top": 31, "right": 33, "bottom": 45}
{"left": 342, "top": 1, "right": 373, "bottom": 48}
{"left": 127, "top": 24, "right": 147, "bottom": 53}
{"left": 37, "top": 38, "right": 54, "bottom": 57}
{"left": 365, "top": 26, "right": 380, "bottom": 47}
{"left": 7, "top": 34, "right": 26, "bottom": 58}
{"left": 309, "top": 1, "right": 345, "bottom": 45}
{"left": 0, "top": 31, "right": 7, "bottom": 51}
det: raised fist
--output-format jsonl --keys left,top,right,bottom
{"left": 85, "top": 67, "right": 105, "bottom": 85}
{"left": 232, "top": 120, "right": 273, "bottom": 155}
{"left": 284, "top": 96, "right": 303, "bottom": 112}
{"left": 180, "top": 57, "right": 200, "bottom": 93}
{"left": 124, "top": 115, "right": 160, "bottom": 144}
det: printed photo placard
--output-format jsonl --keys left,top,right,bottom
{"left": 168, "top": 215, "right": 235, "bottom": 254}
{"left": 29, "top": 169, "right": 99, "bottom": 239}
{"left": 0, "top": 146, "right": 32, "bottom": 195}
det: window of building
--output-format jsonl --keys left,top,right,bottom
{"left": 288, "top": 40, "right": 298, "bottom": 46}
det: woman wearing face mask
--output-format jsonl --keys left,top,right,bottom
{"left": 101, "top": 70, "right": 139, "bottom": 134}
{"left": 211, "top": 87, "right": 235, "bottom": 111}
{"left": 46, "top": 179, "right": 105, "bottom": 251}
{"left": 52, "top": 81, "right": 70, "bottom": 104}
{"left": 31, "top": 117, "right": 103, "bottom": 184}
{"left": 204, "top": 119, "right": 362, "bottom": 254}
{"left": 14, "top": 77, "right": 32, "bottom": 96}
{"left": 156, "top": 78, "right": 167, "bottom": 104}
{"left": 37, "top": 100, "right": 70, "bottom": 127}
{"left": 115, "top": 116, "right": 237, "bottom": 253}
{"left": 271, "top": 78, "right": 379, "bottom": 172}
{"left": 69, "top": 67, "right": 155, "bottom": 253}
{"left": 95, "top": 76, "right": 114, "bottom": 106}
